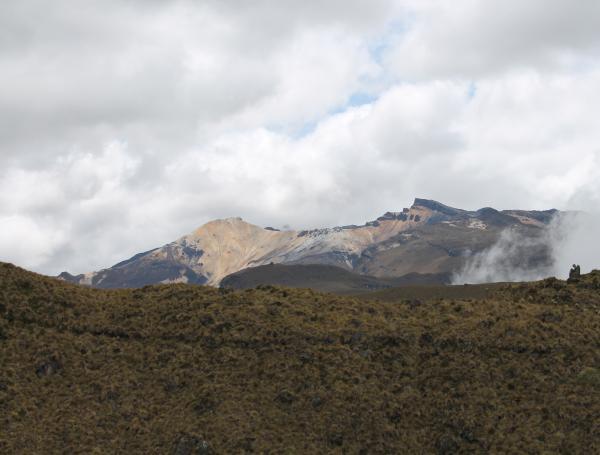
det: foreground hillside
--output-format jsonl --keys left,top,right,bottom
{"left": 1, "top": 262, "right": 599, "bottom": 453}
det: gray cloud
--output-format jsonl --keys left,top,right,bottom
{"left": 386, "top": 0, "right": 600, "bottom": 79}
{"left": 1, "top": 0, "right": 600, "bottom": 276}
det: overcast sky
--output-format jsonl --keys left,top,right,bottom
{"left": 2, "top": 0, "right": 600, "bottom": 275}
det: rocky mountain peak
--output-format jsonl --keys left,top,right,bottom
{"left": 59, "top": 198, "right": 561, "bottom": 289}
{"left": 411, "top": 198, "right": 465, "bottom": 216}
{"left": 207, "top": 216, "right": 246, "bottom": 225}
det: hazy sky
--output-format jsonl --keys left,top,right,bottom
{"left": 2, "top": 0, "right": 600, "bottom": 274}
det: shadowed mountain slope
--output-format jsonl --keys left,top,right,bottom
{"left": 2, "top": 262, "right": 599, "bottom": 452}
{"left": 59, "top": 198, "right": 559, "bottom": 289}
{"left": 220, "top": 263, "right": 450, "bottom": 294}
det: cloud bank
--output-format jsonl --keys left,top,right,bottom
{"left": 1, "top": 0, "right": 600, "bottom": 275}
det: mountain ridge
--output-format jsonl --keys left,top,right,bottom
{"left": 59, "top": 198, "right": 559, "bottom": 288}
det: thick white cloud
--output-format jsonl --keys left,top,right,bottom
{"left": 1, "top": 0, "right": 600, "bottom": 275}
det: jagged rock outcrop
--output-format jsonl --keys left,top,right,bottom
{"left": 59, "top": 198, "right": 559, "bottom": 288}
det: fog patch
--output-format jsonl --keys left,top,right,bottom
{"left": 453, "top": 212, "right": 600, "bottom": 284}
{"left": 452, "top": 228, "right": 554, "bottom": 284}
{"left": 551, "top": 211, "right": 600, "bottom": 278}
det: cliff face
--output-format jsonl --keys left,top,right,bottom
{"left": 59, "top": 199, "right": 558, "bottom": 288}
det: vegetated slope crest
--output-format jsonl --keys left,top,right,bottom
{"left": 2, "top": 262, "right": 599, "bottom": 453}
{"left": 220, "top": 263, "right": 451, "bottom": 294}
{"left": 59, "top": 198, "right": 558, "bottom": 289}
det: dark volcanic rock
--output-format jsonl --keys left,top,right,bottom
{"left": 377, "top": 211, "right": 409, "bottom": 222}
{"left": 476, "top": 207, "right": 516, "bottom": 227}
{"left": 413, "top": 198, "right": 466, "bottom": 217}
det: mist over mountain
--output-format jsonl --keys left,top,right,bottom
{"left": 59, "top": 198, "right": 561, "bottom": 289}
{"left": 453, "top": 211, "right": 600, "bottom": 284}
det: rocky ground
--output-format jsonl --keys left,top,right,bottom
{"left": 1, "top": 262, "right": 599, "bottom": 453}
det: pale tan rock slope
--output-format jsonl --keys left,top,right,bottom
{"left": 59, "top": 198, "right": 558, "bottom": 288}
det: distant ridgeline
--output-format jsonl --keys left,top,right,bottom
{"left": 58, "top": 198, "right": 559, "bottom": 289}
